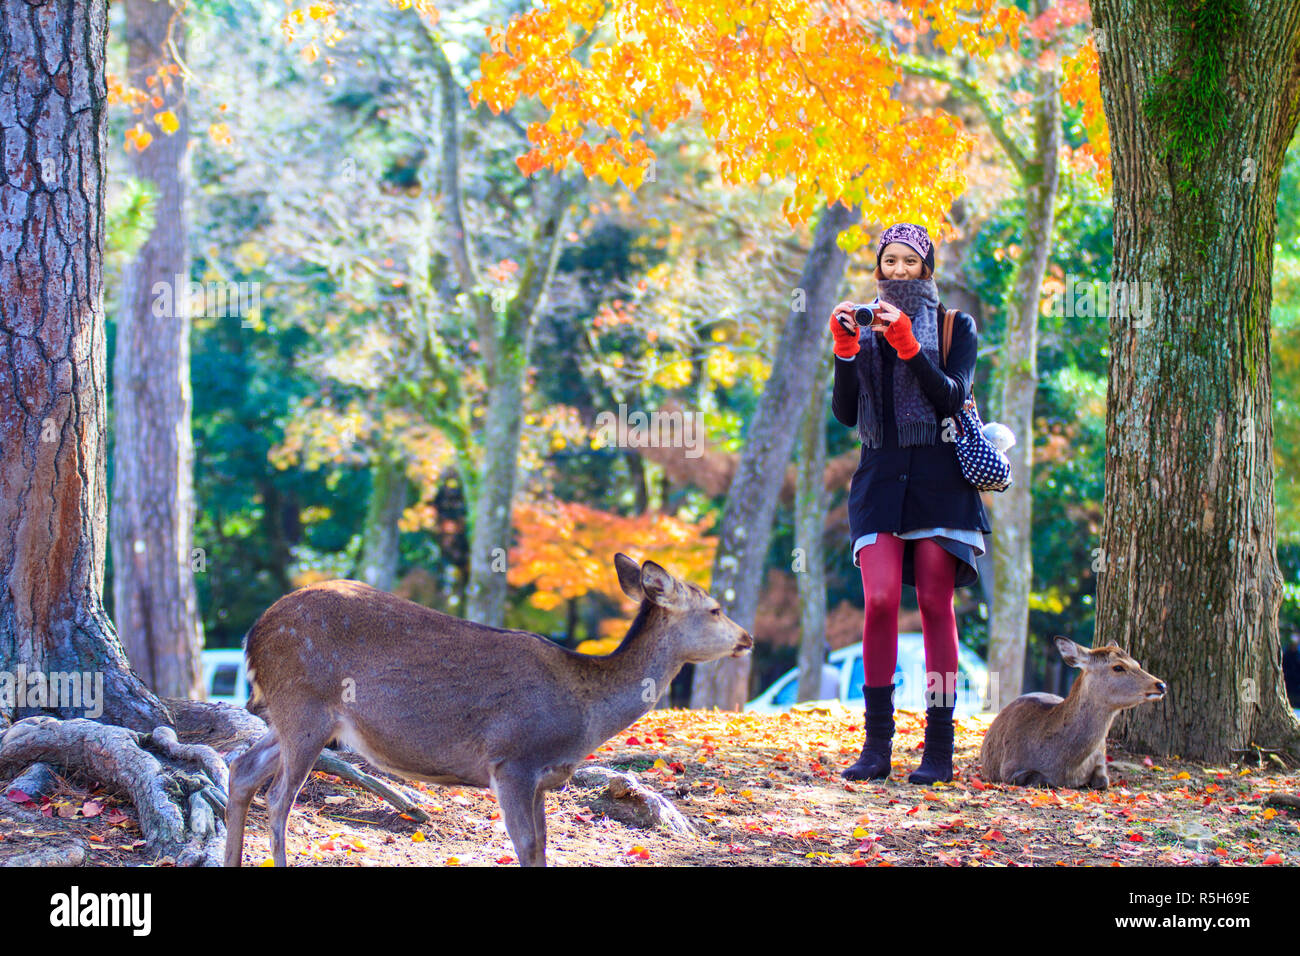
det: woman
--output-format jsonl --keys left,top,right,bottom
{"left": 827, "top": 222, "right": 991, "bottom": 785}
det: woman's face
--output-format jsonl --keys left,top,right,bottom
{"left": 879, "top": 242, "right": 924, "bottom": 280}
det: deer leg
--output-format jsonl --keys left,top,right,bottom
{"left": 1085, "top": 766, "right": 1110, "bottom": 790}
{"left": 492, "top": 767, "right": 543, "bottom": 867}
{"left": 224, "top": 730, "right": 282, "bottom": 867}
{"left": 532, "top": 788, "right": 548, "bottom": 866}
{"left": 1009, "top": 768, "right": 1047, "bottom": 788}
{"left": 265, "top": 716, "right": 335, "bottom": 867}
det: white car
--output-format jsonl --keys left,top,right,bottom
{"left": 201, "top": 648, "right": 251, "bottom": 705}
{"left": 745, "top": 633, "right": 991, "bottom": 717}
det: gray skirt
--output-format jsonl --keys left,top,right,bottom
{"left": 852, "top": 527, "right": 986, "bottom": 589}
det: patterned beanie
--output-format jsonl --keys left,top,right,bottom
{"left": 876, "top": 222, "right": 935, "bottom": 275}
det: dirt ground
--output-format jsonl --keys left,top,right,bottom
{"left": 3, "top": 705, "right": 1298, "bottom": 866}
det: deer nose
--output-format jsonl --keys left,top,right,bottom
{"left": 738, "top": 632, "right": 753, "bottom": 649}
{"left": 1155, "top": 681, "right": 1167, "bottom": 695}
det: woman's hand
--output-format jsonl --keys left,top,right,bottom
{"left": 829, "top": 300, "right": 860, "bottom": 358}
{"left": 874, "top": 302, "right": 921, "bottom": 360}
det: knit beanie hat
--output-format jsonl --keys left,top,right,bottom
{"left": 876, "top": 222, "right": 935, "bottom": 275}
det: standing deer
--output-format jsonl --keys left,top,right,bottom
{"left": 979, "top": 636, "right": 1166, "bottom": 789}
{"left": 224, "top": 553, "right": 752, "bottom": 867}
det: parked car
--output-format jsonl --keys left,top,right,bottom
{"left": 745, "top": 633, "right": 991, "bottom": 717}
{"left": 744, "top": 663, "right": 842, "bottom": 713}
{"left": 201, "top": 648, "right": 251, "bottom": 706}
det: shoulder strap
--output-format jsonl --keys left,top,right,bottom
{"left": 941, "top": 308, "right": 976, "bottom": 403}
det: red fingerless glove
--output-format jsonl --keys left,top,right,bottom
{"left": 884, "top": 310, "right": 920, "bottom": 360}
{"left": 830, "top": 314, "right": 860, "bottom": 358}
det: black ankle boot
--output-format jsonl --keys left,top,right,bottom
{"left": 908, "top": 706, "right": 955, "bottom": 785}
{"left": 842, "top": 685, "right": 895, "bottom": 781}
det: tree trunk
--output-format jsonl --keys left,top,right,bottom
{"left": 423, "top": 30, "right": 579, "bottom": 628}
{"left": 986, "top": 25, "right": 1062, "bottom": 706}
{"left": 796, "top": 357, "right": 831, "bottom": 702}
{"left": 691, "top": 200, "right": 861, "bottom": 709}
{"left": 465, "top": 349, "right": 527, "bottom": 624}
{"left": 1091, "top": 0, "right": 1300, "bottom": 761}
{"left": 0, "top": 0, "right": 170, "bottom": 732}
{"left": 357, "top": 454, "right": 407, "bottom": 592}
{"left": 111, "top": 0, "right": 203, "bottom": 699}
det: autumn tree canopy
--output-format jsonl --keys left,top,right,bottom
{"left": 471, "top": 0, "right": 1036, "bottom": 246}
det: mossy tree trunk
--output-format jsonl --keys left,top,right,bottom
{"left": 424, "top": 28, "right": 579, "bottom": 628}
{"left": 1091, "top": 0, "right": 1300, "bottom": 761}
{"left": 986, "top": 20, "right": 1062, "bottom": 706}
{"left": 795, "top": 357, "right": 832, "bottom": 702}
{"left": 358, "top": 455, "right": 408, "bottom": 592}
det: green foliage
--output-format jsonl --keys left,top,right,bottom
{"left": 188, "top": 288, "right": 371, "bottom": 647}
{"left": 1278, "top": 140, "right": 1300, "bottom": 258}
{"left": 105, "top": 177, "right": 157, "bottom": 263}
{"left": 1271, "top": 140, "right": 1300, "bottom": 615}
{"left": 1029, "top": 365, "right": 1107, "bottom": 647}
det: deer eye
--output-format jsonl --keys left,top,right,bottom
{"left": 1112, "top": 664, "right": 1125, "bottom": 673}
{"left": 710, "top": 608, "right": 721, "bottom": 616}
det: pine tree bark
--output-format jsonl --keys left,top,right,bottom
{"left": 111, "top": 0, "right": 203, "bottom": 698}
{"left": 1091, "top": 0, "right": 1300, "bottom": 761}
{"left": 0, "top": 0, "right": 170, "bottom": 731}
{"left": 691, "top": 200, "right": 860, "bottom": 709}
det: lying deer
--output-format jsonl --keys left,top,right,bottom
{"left": 979, "top": 636, "right": 1166, "bottom": 789}
{"left": 224, "top": 554, "right": 752, "bottom": 867}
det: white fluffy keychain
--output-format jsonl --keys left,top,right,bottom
{"left": 981, "top": 422, "right": 1016, "bottom": 453}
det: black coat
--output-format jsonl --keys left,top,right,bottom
{"left": 831, "top": 310, "right": 991, "bottom": 546}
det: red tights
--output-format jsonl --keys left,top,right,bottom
{"left": 858, "top": 533, "right": 958, "bottom": 707}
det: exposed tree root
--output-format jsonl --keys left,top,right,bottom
{"left": 569, "top": 766, "right": 695, "bottom": 835}
{"left": 168, "top": 699, "right": 437, "bottom": 825}
{"left": 1266, "top": 792, "right": 1300, "bottom": 812}
{"left": 166, "top": 698, "right": 270, "bottom": 763}
{"left": 3, "top": 842, "right": 87, "bottom": 867}
{"left": 168, "top": 699, "right": 435, "bottom": 818}
{"left": 4, "top": 761, "right": 61, "bottom": 802}
{"left": 0, "top": 716, "right": 227, "bottom": 866}
{"left": 313, "top": 751, "right": 432, "bottom": 823}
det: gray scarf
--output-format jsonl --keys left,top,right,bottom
{"left": 855, "top": 277, "right": 942, "bottom": 448}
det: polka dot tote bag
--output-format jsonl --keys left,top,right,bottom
{"left": 941, "top": 310, "right": 1012, "bottom": 493}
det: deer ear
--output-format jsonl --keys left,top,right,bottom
{"left": 614, "top": 553, "right": 644, "bottom": 602}
{"left": 640, "top": 560, "right": 685, "bottom": 609}
{"left": 1054, "top": 635, "right": 1088, "bottom": 668}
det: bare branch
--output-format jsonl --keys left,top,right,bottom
{"left": 898, "top": 55, "right": 1031, "bottom": 177}
{"left": 506, "top": 170, "right": 582, "bottom": 342}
